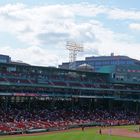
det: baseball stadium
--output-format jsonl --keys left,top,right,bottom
{"left": 0, "top": 57, "right": 140, "bottom": 140}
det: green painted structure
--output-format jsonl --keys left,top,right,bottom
{"left": 0, "top": 63, "right": 139, "bottom": 102}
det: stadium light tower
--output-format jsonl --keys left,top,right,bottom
{"left": 66, "top": 41, "right": 84, "bottom": 63}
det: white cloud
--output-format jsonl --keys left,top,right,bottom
{"left": 0, "top": 3, "right": 107, "bottom": 46}
{"left": 108, "top": 8, "right": 140, "bottom": 20}
{"left": 0, "top": 3, "right": 139, "bottom": 66}
{"left": 129, "top": 23, "right": 140, "bottom": 30}
{"left": 0, "top": 46, "right": 64, "bottom": 66}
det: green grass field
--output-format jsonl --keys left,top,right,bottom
{"left": 0, "top": 126, "right": 139, "bottom": 140}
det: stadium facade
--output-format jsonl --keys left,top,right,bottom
{"left": 59, "top": 53, "right": 140, "bottom": 71}
{"left": 0, "top": 62, "right": 139, "bottom": 102}
{"left": 0, "top": 54, "right": 139, "bottom": 104}
{"left": 0, "top": 54, "right": 11, "bottom": 63}
{"left": 0, "top": 54, "right": 140, "bottom": 134}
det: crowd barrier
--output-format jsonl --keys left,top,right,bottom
{"left": 0, "top": 121, "right": 133, "bottom": 136}
{"left": 0, "top": 122, "right": 104, "bottom": 136}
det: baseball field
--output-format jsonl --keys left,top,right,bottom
{"left": 0, "top": 125, "right": 139, "bottom": 140}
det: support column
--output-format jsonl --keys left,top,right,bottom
{"left": 136, "top": 102, "right": 139, "bottom": 113}
{"left": 108, "top": 99, "right": 113, "bottom": 111}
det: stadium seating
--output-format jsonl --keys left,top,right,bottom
{"left": 0, "top": 101, "right": 139, "bottom": 133}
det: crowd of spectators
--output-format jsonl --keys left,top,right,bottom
{"left": 0, "top": 100, "right": 139, "bottom": 133}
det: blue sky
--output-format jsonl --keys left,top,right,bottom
{"left": 0, "top": 0, "right": 140, "bottom": 66}
{"left": 0, "top": 0, "right": 140, "bottom": 9}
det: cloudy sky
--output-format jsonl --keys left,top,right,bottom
{"left": 0, "top": 0, "right": 140, "bottom": 66}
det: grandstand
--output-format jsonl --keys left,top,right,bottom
{"left": 0, "top": 62, "right": 140, "bottom": 135}
{"left": 59, "top": 53, "right": 140, "bottom": 71}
